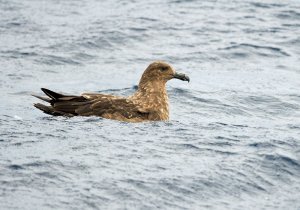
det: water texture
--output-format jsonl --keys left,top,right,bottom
{"left": 0, "top": 0, "right": 300, "bottom": 209}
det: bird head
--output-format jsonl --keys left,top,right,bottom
{"left": 139, "top": 61, "right": 190, "bottom": 87}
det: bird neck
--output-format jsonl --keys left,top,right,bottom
{"left": 138, "top": 80, "right": 167, "bottom": 95}
{"left": 131, "top": 80, "right": 169, "bottom": 111}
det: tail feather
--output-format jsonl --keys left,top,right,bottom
{"left": 34, "top": 103, "right": 75, "bottom": 116}
{"left": 41, "top": 88, "right": 65, "bottom": 100}
{"left": 33, "top": 88, "right": 88, "bottom": 116}
{"left": 32, "top": 94, "right": 51, "bottom": 103}
{"left": 34, "top": 103, "right": 59, "bottom": 116}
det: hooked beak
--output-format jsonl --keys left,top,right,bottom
{"left": 173, "top": 72, "right": 190, "bottom": 82}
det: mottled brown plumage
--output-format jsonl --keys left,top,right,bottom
{"left": 33, "top": 61, "right": 189, "bottom": 122}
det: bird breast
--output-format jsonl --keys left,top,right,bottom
{"left": 130, "top": 90, "right": 169, "bottom": 121}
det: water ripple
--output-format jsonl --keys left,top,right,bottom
{"left": 1, "top": 0, "right": 300, "bottom": 209}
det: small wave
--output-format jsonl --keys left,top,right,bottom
{"left": 276, "top": 10, "right": 300, "bottom": 20}
{"left": 205, "top": 148, "right": 238, "bottom": 155}
{"left": 77, "top": 36, "right": 113, "bottom": 50}
{"left": 169, "top": 0, "right": 197, "bottom": 4}
{"left": 215, "top": 135, "right": 240, "bottom": 142}
{"left": 72, "top": 52, "right": 97, "bottom": 62}
{"left": 138, "top": 17, "right": 158, "bottom": 22}
{"left": 99, "top": 87, "right": 136, "bottom": 92}
{"left": 250, "top": 2, "right": 286, "bottom": 9}
{"left": 38, "top": 54, "right": 82, "bottom": 66}
{"left": 219, "top": 43, "right": 290, "bottom": 57}
{"left": 79, "top": 116, "right": 103, "bottom": 122}
{"left": 0, "top": 50, "right": 38, "bottom": 59}
{"left": 171, "top": 87, "right": 192, "bottom": 95}
{"left": 258, "top": 153, "right": 300, "bottom": 179}
{"left": 250, "top": 2, "right": 271, "bottom": 8}
{"left": 35, "top": 172, "right": 57, "bottom": 179}
{"left": 287, "top": 124, "right": 300, "bottom": 130}
{"left": 128, "top": 27, "right": 147, "bottom": 32}
{"left": 10, "top": 91, "right": 34, "bottom": 95}
{"left": 263, "top": 154, "right": 300, "bottom": 168}
{"left": 179, "top": 143, "right": 201, "bottom": 150}
{"left": 238, "top": 94, "right": 300, "bottom": 116}
{"left": 248, "top": 142, "right": 275, "bottom": 148}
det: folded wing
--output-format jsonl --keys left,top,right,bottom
{"left": 33, "top": 88, "right": 149, "bottom": 121}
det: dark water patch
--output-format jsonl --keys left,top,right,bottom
{"left": 7, "top": 164, "right": 24, "bottom": 170}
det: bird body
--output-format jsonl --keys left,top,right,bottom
{"left": 33, "top": 61, "right": 189, "bottom": 122}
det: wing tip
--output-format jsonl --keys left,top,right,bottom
{"left": 40, "top": 88, "right": 63, "bottom": 100}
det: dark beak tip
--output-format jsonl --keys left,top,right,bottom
{"left": 174, "top": 72, "right": 190, "bottom": 83}
{"left": 186, "top": 76, "right": 190, "bottom": 83}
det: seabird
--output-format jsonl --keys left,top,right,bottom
{"left": 33, "top": 61, "right": 190, "bottom": 122}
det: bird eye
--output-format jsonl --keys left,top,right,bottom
{"left": 160, "top": 67, "right": 168, "bottom": 72}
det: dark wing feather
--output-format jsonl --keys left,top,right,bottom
{"left": 34, "top": 88, "right": 91, "bottom": 116}
{"left": 34, "top": 89, "right": 149, "bottom": 120}
{"left": 76, "top": 97, "right": 149, "bottom": 120}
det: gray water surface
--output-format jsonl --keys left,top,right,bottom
{"left": 1, "top": 0, "right": 300, "bottom": 209}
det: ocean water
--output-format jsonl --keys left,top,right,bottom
{"left": 1, "top": 0, "right": 300, "bottom": 209}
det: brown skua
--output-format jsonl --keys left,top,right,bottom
{"left": 33, "top": 61, "right": 189, "bottom": 122}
